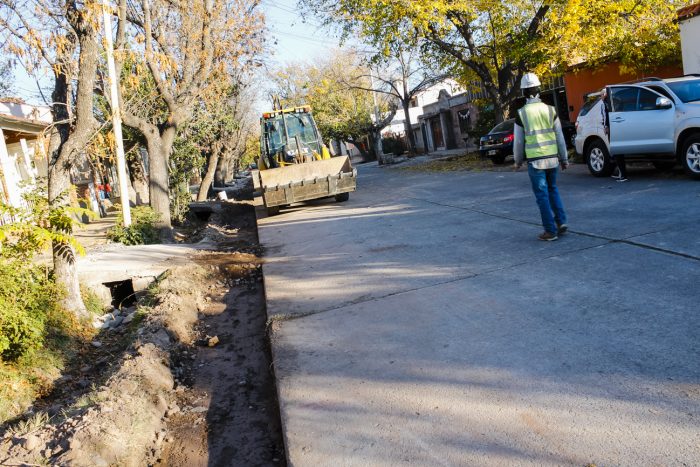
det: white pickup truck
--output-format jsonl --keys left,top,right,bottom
{"left": 574, "top": 75, "right": 700, "bottom": 179}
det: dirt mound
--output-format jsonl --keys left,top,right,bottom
{"left": 0, "top": 199, "right": 285, "bottom": 466}
{"left": 0, "top": 262, "right": 210, "bottom": 466}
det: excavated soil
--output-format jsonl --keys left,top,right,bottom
{"left": 0, "top": 200, "right": 285, "bottom": 466}
{"left": 155, "top": 250, "right": 285, "bottom": 466}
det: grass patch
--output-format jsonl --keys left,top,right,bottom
{"left": 400, "top": 152, "right": 513, "bottom": 173}
{"left": 107, "top": 205, "right": 161, "bottom": 245}
{"left": 5, "top": 411, "right": 50, "bottom": 437}
{"left": 81, "top": 284, "right": 107, "bottom": 316}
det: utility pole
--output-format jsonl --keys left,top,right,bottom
{"left": 369, "top": 70, "right": 381, "bottom": 124}
{"left": 369, "top": 69, "right": 384, "bottom": 164}
{"left": 101, "top": 0, "right": 131, "bottom": 226}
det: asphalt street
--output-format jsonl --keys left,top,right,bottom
{"left": 257, "top": 160, "right": 700, "bottom": 466}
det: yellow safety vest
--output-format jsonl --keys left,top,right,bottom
{"left": 517, "top": 102, "right": 558, "bottom": 160}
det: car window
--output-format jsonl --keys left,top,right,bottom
{"left": 638, "top": 88, "right": 663, "bottom": 111}
{"left": 645, "top": 85, "right": 673, "bottom": 100}
{"left": 665, "top": 79, "right": 700, "bottom": 103}
{"left": 610, "top": 87, "right": 639, "bottom": 112}
{"left": 490, "top": 120, "right": 514, "bottom": 133}
{"left": 579, "top": 96, "right": 600, "bottom": 117}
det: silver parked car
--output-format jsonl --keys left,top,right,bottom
{"left": 574, "top": 76, "right": 700, "bottom": 179}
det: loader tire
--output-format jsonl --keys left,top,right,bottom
{"left": 335, "top": 192, "right": 350, "bottom": 202}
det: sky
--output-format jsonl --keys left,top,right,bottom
{"left": 255, "top": 0, "right": 349, "bottom": 112}
{"left": 4, "top": 0, "right": 349, "bottom": 109}
{"left": 262, "top": 0, "right": 344, "bottom": 64}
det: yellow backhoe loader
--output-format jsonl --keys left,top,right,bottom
{"left": 254, "top": 104, "right": 357, "bottom": 216}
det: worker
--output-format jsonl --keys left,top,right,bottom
{"left": 514, "top": 72, "right": 569, "bottom": 241}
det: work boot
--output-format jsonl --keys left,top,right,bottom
{"left": 557, "top": 223, "right": 568, "bottom": 235}
{"left": 538, "top": 232, "right": 558, "bottom": 242}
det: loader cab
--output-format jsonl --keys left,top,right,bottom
{"left": 260, "top": 106, "right": 326, "bottom": 169}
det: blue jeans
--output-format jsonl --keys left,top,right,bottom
{"left": 527, "top": 163, "right": 567, "bottom": 234}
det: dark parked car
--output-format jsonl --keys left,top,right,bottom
{"left": 479, "top": 119, "right": 514, "bottom": 164}
{"left": 561, "top": 120, "right": 576, "bottom": 149}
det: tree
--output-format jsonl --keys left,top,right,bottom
{"left": 1, "top": 0, "right": 101, "bottom": 317}
{"left": 0, "top": 59, "right": 14, "bottom": 97}
{"left": 303, "top": 0, "right": 691, "bottom": 123}
{"left": 270, "top": 51, "right": 397, "bottom": 162}
{"left": 111, "top": 0, "right": 263, "bottom": 233}
{"left": 348, "top": 42, "right": 446, "bottom": 155}
{"left": 192, "top": 81, "right": 257, "bottom": 201}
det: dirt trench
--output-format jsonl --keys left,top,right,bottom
{"left": 156, "top": 202, "right": 285, "bottom": 466}
{"left": 0, "top": 201, "right": 286, "bottom": 466}
{"left": 157, "top": 252, "right": 285, "bottom": 466}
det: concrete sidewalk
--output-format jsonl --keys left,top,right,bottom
{"left": 257, "top": 162, "right": 700, "bottom": 466}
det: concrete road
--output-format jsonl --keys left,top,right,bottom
{"left": 257, "top": 161, "right": 700, "bottom": 466}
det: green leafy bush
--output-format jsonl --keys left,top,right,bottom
{"left": 0, "top": 184, "right": 94, "bottom": 424}
{"left": 0, "top": 261, "right": 61, "bottom": 360}
{"left": 108, "top": 205, "right": 161, "bottom": 245}
{"left": 0, "top": 183, "right": 89, "bottom": 362}
{"left": 472, "top": 103, "right": 497, "bottom": 140}
{"left": 382, "top": 135, "right": 407, "bottom": 156}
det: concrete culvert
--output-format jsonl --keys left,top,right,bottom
{"left": 189, "top": 204, "right": 215, "bottom": 221}
{"left": 103, "top": 279, "right": 136, "bottom": 308}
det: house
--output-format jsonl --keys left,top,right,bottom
{"left": 0, "top": 100, "right": 104, "bottom": 222}
{"left": 381, "top": 79, "right": 466, "bottom": 151}
{"left": 679, "top": 2, "right": 700, "bottom": 74}
{"left": 417, "top": 88, "right": 481, "bottom": 152}
{"left": 0, "top": 101, "right": 51, "bottom": 218}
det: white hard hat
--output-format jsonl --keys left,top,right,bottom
{"left": 521, "top": 72, "right": 541, "bottom": 89}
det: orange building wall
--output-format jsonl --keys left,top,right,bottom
{"left": 564, "top": 62, "right": 683, "bottom": 121}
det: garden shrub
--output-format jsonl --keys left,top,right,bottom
{"left": 0, "top": 184, "right": 91, "bottom": 363}
{"left": 108, "top": 205, "right": 161, "bottom": 245}
{"left": 382, "top": 135, "right": 407, "bottom": 156}
{"left": 0, "top": 261, "right": 62, "bottom": 361}
{"left": 0, "top": 184, "right": 95, "bottom": 424}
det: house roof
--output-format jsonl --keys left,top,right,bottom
{"left": 678, "top": 2, "right": 700, "bottom": 21}
{"left": 0, "top": 113, "right": 49, "bottom": 134}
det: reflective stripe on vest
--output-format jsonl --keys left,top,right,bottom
{"left": 517, "top": 102, "right": 557, "bottom": 159}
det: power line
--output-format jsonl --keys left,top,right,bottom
{"left": 261, "top": 0, "right": 326, "bottom": 30}
{"left": 266, "top": 28, "right": 341, "bottom": 47}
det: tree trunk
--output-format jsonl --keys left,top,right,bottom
{"left": 214, "top": 154, "right": 230, "bottom": 187}
{"left": 44, "top": 3, "right": 102, "bottom": 318}
{"left": 493, "top": 97, "right": 507, "bottom": 124}
{"left": 127, "top": 154, "right": 150, "bottom": 205}
{"left": 145, "top": 125, "right": 176, "bottom": 232}
{"left": 370, "top": 130, "right": 384, "bottom": 165}
{"left": 214, "top": 151, "right": 230, "bottom": 187}
{"left": 197, "top": 151, "right": 220, "bottom": 202}
{"left": 402, "top": 101, "right": 416, "bottom": 155}
{"left": 48, "top": 161, "right": 88, "bottom": 318}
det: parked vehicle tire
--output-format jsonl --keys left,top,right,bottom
{"left": 335, "top": 192, "right": 350, "bottom": 202}
{"left": 585, "top": 139, "right": 614, "bottom": 177}
{"left": 266, "top": 205, "right": 280, "bottom": 216}
{"left": 652, "top": 161, "right": 676, "bottom": 171}
{"left": 490, "top": 155, "right": 506, "bottom": 164}
{"left": 680, "top": 134, "right": 700, "bottom": 180}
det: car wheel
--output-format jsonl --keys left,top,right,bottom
{"left": 652, "top": 161, "right": 676, "bottom": 171}
{"left": 681, "top": 134, "right": 700, "bottom": 180}
{"left": 335, "top": 192, "right": 350, "bottom": 202}
{"left": 490, "top": 155, "right": 506, "bottom": 164}
{"left": 585, "top": 140, "right": 613, "bottom": 177}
